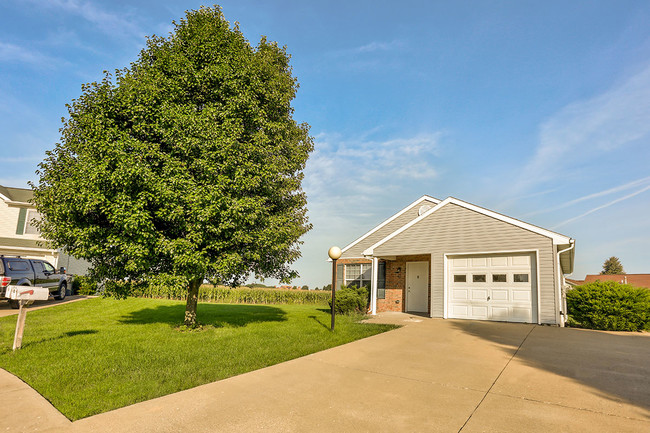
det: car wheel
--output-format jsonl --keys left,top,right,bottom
{"left": 9, "top": 299, "right": 19, "bottom": 309}
{"left": 54, "top": 282, "right": 67, "bottom": 300}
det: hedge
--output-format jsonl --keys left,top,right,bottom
{"left": 566, "top": 281, "right": 650, "bottom": 331}
{"left": 328, "top": 285, "right": 369, "bottom": 314}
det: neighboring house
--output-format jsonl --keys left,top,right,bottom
{"left": 335, "top": 195, "right": 575, "bottom": 326}
{"left": 0, "top": 185, "right": 89, "bottom": 275}
{"left": 583, "top": 274, "right": 650, "bottom": 289}
{"left": 565, "top": 278, "right": 584, "bottom": 287}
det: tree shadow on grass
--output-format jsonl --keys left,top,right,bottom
{"left": 120, "top": 303, "right": 287, "bottom": 328}
{"left": 15, "top": 329, "right": 99, "bottom": 351}
{"left": 450, "top": 320, "right": 650, "bottom": 413}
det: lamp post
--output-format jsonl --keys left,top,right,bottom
{"left": 328, "top": 246, "right": 342, "bottom": 330}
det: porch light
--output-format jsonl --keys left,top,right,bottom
{"left": 328, "top": 246, "right": 342, "bottom": 330}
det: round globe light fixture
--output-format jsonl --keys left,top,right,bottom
{"left": 328, "top": 246, "right": 342, "bottom": 260}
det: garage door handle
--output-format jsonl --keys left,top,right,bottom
{"left": 487, "top": 296, "right": 490, "bottom": 301}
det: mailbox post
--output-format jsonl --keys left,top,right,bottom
{"left": 5, "top": 286, "right": 49, "bottom": 350}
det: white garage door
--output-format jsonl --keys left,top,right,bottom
{"left": 447, "top": 253, "right": 536, "bottom": 323}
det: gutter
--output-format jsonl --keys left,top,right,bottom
{"left": 556, "top": 239, "right": 575, "bottom": 327}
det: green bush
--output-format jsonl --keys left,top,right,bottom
{"left": 566, "top": 281, "right": 650, "bottom": 331}
{"left": 71, "top": 275, "right": 98, "bottom": 295}
{"left": 328, "top": 285, "right": 369, "bottom": 315}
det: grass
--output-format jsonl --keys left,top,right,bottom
{"left": 0, "top": 297, "right": 396, "bottom": 420}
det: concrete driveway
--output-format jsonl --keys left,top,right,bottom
{"left": 0, "top": 295, "right": 92, "bottom": 317}
{"left": 2, "top": 313, "right": 649, "bottom": 432}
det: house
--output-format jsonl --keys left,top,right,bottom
{"left": 335, "top": 195, "right": 575, "bottom": 326}
{"left": 0, "top": 185, "right": 89, "bottom": 275}
{"left": 583, "top": 274, "right": 650, "bottom": 289}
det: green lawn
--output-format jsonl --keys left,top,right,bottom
{"left": 0, "top": 298, "right": 396, "bottom": 420}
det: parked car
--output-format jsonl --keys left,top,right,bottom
{"left": 0, "top": 256, "right": 71, "bottom": 308}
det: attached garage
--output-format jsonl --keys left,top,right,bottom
{"left": 446, "top": 253, "right": 537, "bottom": 323}
{"left": 336, "top": 195, "right": 575, "bottom": 326}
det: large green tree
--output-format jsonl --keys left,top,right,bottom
{"left": 32, "top": 6, "right": 313, "bottom": 326}
{"left": 601, "top": 256, "right": 625, "bottom": 275}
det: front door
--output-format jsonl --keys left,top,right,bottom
{"left": 406, "top": 261, "right": 429, "bottom": 313}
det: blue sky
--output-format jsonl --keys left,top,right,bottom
{"left": 1, "top": 1, "right": 649, "bottom": 287}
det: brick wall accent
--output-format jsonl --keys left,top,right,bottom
{"left": 377, "top": 254, "right": 431, "bottom": 314}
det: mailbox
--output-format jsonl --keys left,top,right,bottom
{"left": 5, "top": 286, "right": 50, "bottom": 301}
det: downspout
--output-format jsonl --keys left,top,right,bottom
{"left": 556, "top": 240, "right": 575, "bottom": 327}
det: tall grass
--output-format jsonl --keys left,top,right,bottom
{"left": 138, "top": 284, "right": 332, "bottom": 305}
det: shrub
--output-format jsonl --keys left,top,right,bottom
{"left": 328, "top": 285, "right": 369, "bottom": 315}
{"left": 566, "top": 281, "right": 650, "bottom": 331}
{"left": 71, "top": 275, "right": 98, "bottom": 295}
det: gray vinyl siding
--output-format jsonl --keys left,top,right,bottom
{"left": 373, "top": 203, "right": 559, "bottom": 324}
{"left": 341, "top": 198, "right": 438, "bottom": 258}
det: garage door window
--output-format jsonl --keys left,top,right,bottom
{"left": 492, "top": 274, "right": 507, "bottom": 282}
{"left": 514, "top": 273, "right": 529, "bottom": 283}
{"left": 472, "top": 274, "right": 486, "bottom": 283}
{"left": 454, "top": 274, "right": 466, "bottom": 282}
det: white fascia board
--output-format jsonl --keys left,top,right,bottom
{"left": 5, "top": 200, "right": 34, "bottom": 207}
{"left": 364, "top": 197, "right": 573, "bottom": 256}
{"left": 0, "top": 192, "right": 11, "bottom": 202}
{"left": 341, "top": 195, "right": 440, "bottom": 254}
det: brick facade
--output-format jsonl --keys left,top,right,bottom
{"left": 336, "top": 256, "right": 432, "bottom": 314}
{"left": 378, "top": 254, "right": 431, "bottom": 314}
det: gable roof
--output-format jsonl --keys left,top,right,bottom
{"left": 584, "top": 274, "right": 650, "bottom": 289}
{"left": 338, "top": 195, "right": 440, "bottom": 258}
{"left": 0, "top": 185, "right": 34, "bottom": 205}
{"left": 363, "top": 196, "right": 573, "bottom": 256}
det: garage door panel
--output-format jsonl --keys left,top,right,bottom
{"left": 471, "top": 306, "right": 488, "bottom": 318}
{"left": 471, "top": 257, "right": 487, "bottom": 267}
{"left": 452, "top": 305, "right": 469, "bottom": 317}
{"left": 471, "top": 289, "right": 488, "bottom": 300}
{"left": 512, "top": 290, "right": 531, "bottom": 302}
{"left": 511, "top": 255, "right": 530, "bottom": 266}
{"left": 448, "top": 253, "right": 535, "bottom": 323}
{"left": 452, "top": 289, "right": 468, "bottom": 300}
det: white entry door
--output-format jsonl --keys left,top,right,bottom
{"left": 447, "top": 253, "right": 536, "bottom": 323}
{"left": 406, "top": 261, "right": 429, "bottom": 313}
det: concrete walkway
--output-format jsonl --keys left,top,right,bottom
{"left": 2, "top": 313, "right": 649, "bottom": 432}
{"left": 0, "top": 295, "right": 93, "bottom": 317}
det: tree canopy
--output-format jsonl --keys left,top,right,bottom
{"left": 32, "top": 6, "right": 313, "bottom": 325}
{"left": 601, "top": 256, "right": 625, "bottom": 275}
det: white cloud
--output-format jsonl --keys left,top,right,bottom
{"left": 31, "top": 0, "right": 144, "bottom": 39}
{"left": 553, "top": 184, "right": 650, "bottom": 229}
{"left": 0, "top": 42, "right": 64, "bottom": 67}
{"left": 518, "top": 64, "right": 650, "bottom": 192}
{"left": 355, "top": 40, "right": 404, "bottom": 53}
{"left": 523, "top": 175, "right": 650, "bottom": 217}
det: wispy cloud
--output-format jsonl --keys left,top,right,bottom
{"left": 0, "top": 42, "right": 65, "bottom": 67}
{"left": 553, "top": 184, "right": 650, "bottom": 229}
{"left": 516, "top": 64, "right": 650, "bottom": 192}
{"left": 524, "top": 175, "right": 650, "bottom": 217}
{"left": 354, "top": 40, "right": 404, "bottom": 53}
{"left": 29, "top": 0, "right": 144, "bottom": 39}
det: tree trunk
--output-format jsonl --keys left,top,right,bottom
{"left": 184, "top": 277, "right": 203, "bottom": 327}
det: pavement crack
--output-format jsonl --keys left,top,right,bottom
{"left": 493, "top": 392, "right": 650, "bottom": 423}
{"left": 457, "top": 324, "right": 536, "bottom": 432}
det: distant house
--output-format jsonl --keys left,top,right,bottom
{"left": 565, "top": 278, "right": 585, "bottom": 287}
{"left": 335, "top": 195, "right": 575, "bottom": 326}
{"left": 583, "top": 274, "right": 650, "bottom": 289}
{"left": 0, "top": 185, "right": 89, "bottom": 274}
